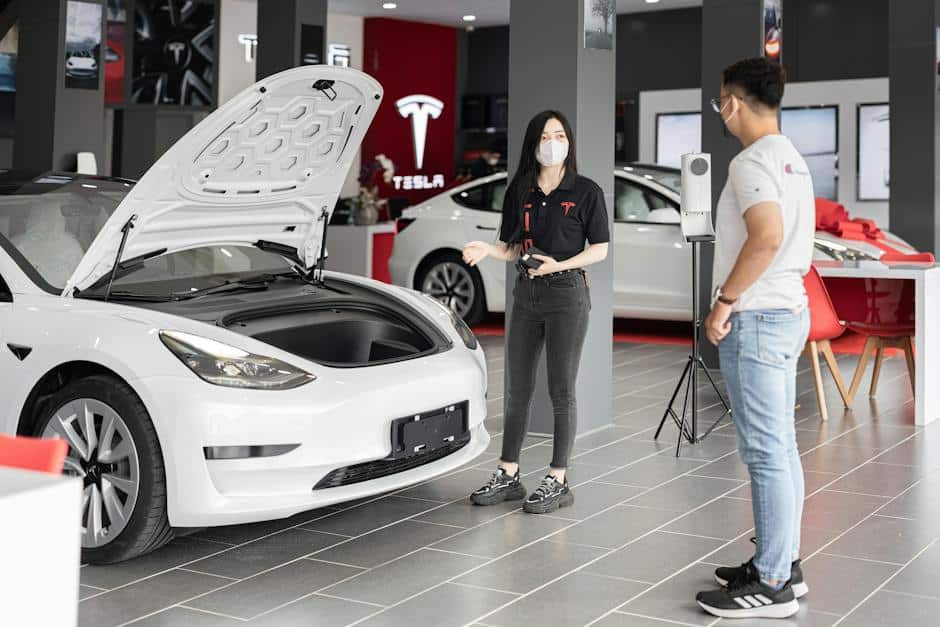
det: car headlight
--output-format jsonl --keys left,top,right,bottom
{"left": 415, "top": 291, "right": 479, "bottom": 351}
{"left": 159, "top": 330, "right": 315, "bottom": 390}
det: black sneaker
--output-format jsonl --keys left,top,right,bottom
{"left": 522, "top": 475, "right": 574, "bottom": 514}
{"left": 714, "top": 539, "right": 808, "bottom": 599}
{"left": 697, "top": 562, "right": 799, "bottom": 619}
{"left": 470, "top": 468, "right": 526, "bottom": 506}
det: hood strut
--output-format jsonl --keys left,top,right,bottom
{"left": 315, "top": 207, "right": 329, "bottom": 284}
{"left": 105, "top": 215, "right": 137, "bottom": 301}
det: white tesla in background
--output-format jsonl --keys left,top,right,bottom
{"left": 389, "top": 165, "right": 915, "bottom": 325}
{"left": 0, "top": 67, "right": 488, "bottom": 564}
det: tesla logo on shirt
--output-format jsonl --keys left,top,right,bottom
{"left": 561, "top": 201, "right": 576, "bottom": 215}
{"left": 785, "top": 163, "right": 810, "bottom": 176}
{"left": 396, "top": 94, "right": 444, "bottom": 170}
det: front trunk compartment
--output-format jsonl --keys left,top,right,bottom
{"left": 222, "top": 301, "right": 438, "bottom": 367}
{"left": 117, "top": 276, "right": 453, "bottom": 367}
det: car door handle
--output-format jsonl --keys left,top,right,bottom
{"left": 476, "top": 225, "right": 497, "bottom": 231}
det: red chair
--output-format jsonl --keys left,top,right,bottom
{"left": 0, "top": 434, "right": 69, "bottom": 474}
{"left": 804, "top": 266, "right": 852, "bottom": 421}
{"left": 847, "top": 320, "right": 916, "bottom": 402}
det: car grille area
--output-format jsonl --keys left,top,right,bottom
{"left": 313, "top": 435, "right": 471, "bottom": 490}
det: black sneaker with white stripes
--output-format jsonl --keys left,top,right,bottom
{"left": 714, "top": 539, "right": 808, "bottom": 599}
{"left": 470, "top": 468, "right": 526, "bottom": 506}
{"left": 697, "top": 563, "right": 799, "bottom": 619}
{"left": 522, "top": 475, "right": 574, "bottom": 514}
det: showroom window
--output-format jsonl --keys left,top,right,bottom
{"left": 614, "top": 178, "right": 678, "bottom": 224}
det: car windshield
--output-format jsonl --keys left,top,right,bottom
{"left": 0, "top": 175, "right": 129, "bottom": 291}
{"left": 621, "top": 166, "right": 681, "bottom": 193}
{"left": 103, "top": 245, "right": 293, "bottom": 299}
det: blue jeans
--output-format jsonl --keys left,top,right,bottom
{"left": 718, "top": 308, "right": 810, "bottom": 582}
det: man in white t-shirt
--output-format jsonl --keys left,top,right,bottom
{"left": 695, "top": 58, "right": 814, "bottom": 620}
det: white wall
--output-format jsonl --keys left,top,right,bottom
{"left": 217, "top": 5, "right": 364, "bottom": 198}
{"left": 639, "top": 78, "right": 890, "bottom": 227}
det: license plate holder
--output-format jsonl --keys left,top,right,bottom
{"left": 389, "top": 402, "right": 468, "bottom": 459}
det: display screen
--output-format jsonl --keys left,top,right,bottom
{"left": 655, "top": 112, "right": 702, "bottom": 169}
{"left": 65, "top": 1, "right": 103, "bottom": 90}
{"left": 857, "top": 103, "right": 889, "bottom": 201}
{"left": 105, "top": 0, "right": 126, "bottom": 104}
{"left": 132, "top": 0, "right": 215, "bottom": 106}
{"left": 781, "top": 106, "right": 838, "bottom": 200}
{"left": 0, "top": 22, "right": 16, "bottom": 93}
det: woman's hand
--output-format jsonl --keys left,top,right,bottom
{"left": 462, "top": 241, "right": 492, "bottom": 266}
{"left": 527, "top": 254, "right": 564, "bottom": 277}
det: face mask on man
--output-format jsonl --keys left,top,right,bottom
{"left": 536, "top": 139, "right": 569, "bottom": 167}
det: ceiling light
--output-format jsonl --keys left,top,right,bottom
{"left": 382, "top": 2, "right": 397, "bottom": 9}
{"left": 646, "top": 0, "right": 661, "bottom": 3}
{"left": 463, "top": 15, "right": 476, "bottom": 22}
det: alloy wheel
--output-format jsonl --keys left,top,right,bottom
{"left": 422, "top": 261, "right": 476, "bottom": 319}
{"left": 42, "top": 398, "right": 140, "bottom": 548}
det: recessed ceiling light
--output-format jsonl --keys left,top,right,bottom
{"left": 646, "top": 0, "right": 661, "bottom": 4}
{"left": 382, "top": 2, "right": 397, "bottom": 9}
{"left": 463, "top": 15, "right": 477, "bottom": 22}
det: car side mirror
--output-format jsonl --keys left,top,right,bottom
{"left": 647, "top": 208, "right": 680, "bottom": 225}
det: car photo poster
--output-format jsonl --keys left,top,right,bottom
{"left": 585, "top": 0, "right": 614, "bottom": 50}
{"left": 105, "top": 0, "right": 126, "bottom": 104}
{"left": 764, "top": 0, "right": 782, "bottom": 61}
{"left": 65, "top": 1, "right": 103, "bottom": 90}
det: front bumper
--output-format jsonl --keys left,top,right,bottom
{"left": 132, "top": 346, "right": 488, "bottom": 527}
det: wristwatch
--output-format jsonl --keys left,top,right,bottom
{"left": 715, "top": 287, "right": 738, "bottom": 306}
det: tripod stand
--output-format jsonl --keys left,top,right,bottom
{"left": 654, "top": 235, "right": 731, "bottom": 457}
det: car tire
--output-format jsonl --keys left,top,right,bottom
{"left": 416, "top": 251, "right": 487, "bottom": 326}
{"left": 35, "top": 375, "right": 172, "bottom": 564}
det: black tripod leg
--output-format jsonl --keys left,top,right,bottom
{"left": 675, "top": 363, "right": 695, "bottom": 456}
{"left": 655, "top": 358, "right": 693, "bottom": 440}
{"left": 699, "top": 358, "right": 732, "bottom": 412}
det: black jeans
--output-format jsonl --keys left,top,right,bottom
{"left": 501, "top": 270, "right": 591, "bottom": 469}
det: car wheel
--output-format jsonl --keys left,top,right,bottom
{"left": 417, "top": 252, "right": 486, "bottom": 326}
{"left": 36, "top": 375, "right": 172, "bottom": 564}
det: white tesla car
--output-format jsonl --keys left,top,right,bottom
{"left": 389, "top": 166, "right": 915, "bottom": 324}
{"left": 0, "top": 67, "right": 488, "bottom": 564}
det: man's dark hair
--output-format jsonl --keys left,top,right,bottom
{"left": 722, "top": 57, "right": 787, "bottom": 109}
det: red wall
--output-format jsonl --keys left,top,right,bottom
{"left": 362, "top": 18, "right": 457, "bottom": 205}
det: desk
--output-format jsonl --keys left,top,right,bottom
{"left": 816, "top": 260, "right": 940, "bottom": 426}
{"left": 0, "top": 467, "right": 82, "bottom": 625}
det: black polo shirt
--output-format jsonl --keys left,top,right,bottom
{"left": 499, "top": 169, "right": 610, "bottom": 262}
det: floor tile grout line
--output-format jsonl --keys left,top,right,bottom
{"left": 817, "top": 552, "right": 905, "bottom": 567}
{"left": 422, "top": 546, "right": 492, "bottom": 560}
{"left": 658, "top": 529, "right": 729, "bottom": 542}
{"left": 449, "top": 581, "right": 524, "bottom": 597}
{"left": 868, "top": 587, "right": 940, "bottom": 603}
{"left": 295, "top": 527, "right": 354, "bottom": 538}
{"left": 873, "top": 513, "right": 918, "bottom": 522}
{"left": 615, "top": 610, "right": 702, "bottom": 626}
{"left": 581, "top": 572, "right": 657, "bottom": 586}
{"left": 173, "top": 604, "right": 249, "bottom": 622}
{"left": 303, "top": 556, "right": 369, "bottom": 570}
{"left": 831, "top": 537, "right": 940, "bottom": 627}
{"left": 174, "top": 567, "right": 241, "bottom": 581}
{"left": 822, "top": 488, "right": 903, "bottom": 500}
{"left": 313, "top": 591, "right": 387, "bottom": 608}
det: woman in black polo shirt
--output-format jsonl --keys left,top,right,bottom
{"left": 462, "top": 110, "right": 610, "bottom": 514}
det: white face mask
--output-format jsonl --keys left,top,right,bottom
{"left": 536, "top": 139, "right": 568, "bottom": 166}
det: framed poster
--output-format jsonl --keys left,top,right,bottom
{"left": 857, "top": 103, "right": 890, "bottom": 201}
{"left": 300, "top": 24, "right": 324, "bottom": 65}
{"left": 105, "top": 0, "right": 126, "bottom": 104}
{"left": 585, "top": 0, "right": 614, "bottom": 51}
{"left": 65, "top": 1, "right": 103, "bottom": 90}
{"left": 781, "top": 105, "right": 839, "bottom": 200}
{"left": 764, "top": 0, "right": 782, "bottom": 61}
{"left": 132, "top": 0, "right": 215, "bottom": 106}
{"left": 655, "top": 112, "right": 702, "bottom": 169}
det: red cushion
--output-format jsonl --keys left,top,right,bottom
{"left": 804, "top": 266, "right": 846, "bottom": 342}
{"left": 845, "top": 322, "right": 915, "bottom": 338}
{"left": 880, "top": 251, "right": 936, "bottom": 263}
{"left": 0, "top": 434, "right": 68, "bottom": 474}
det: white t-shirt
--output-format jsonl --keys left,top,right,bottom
{"left": 712, "top": 134, "right": 816, "bottom": 312}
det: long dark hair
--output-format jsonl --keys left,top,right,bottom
{"left": 502, "top": 110, "right": 577, "bottom": 244}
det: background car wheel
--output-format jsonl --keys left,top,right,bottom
{"left": 416, "top": 252, "right": 486, "bottom": 326}
{"left": 36, "top": 375, "right": 172, "bottom": 564}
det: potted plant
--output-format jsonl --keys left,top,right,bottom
{"left": 351, "top": 154, "right": 395, "bottom": 225}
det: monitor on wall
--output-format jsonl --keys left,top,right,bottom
{"left": 857, "top": 103, "right": 889, "bottom": 201}
{"left": 780, "top": 105, "right": 839, "bottom": 200}
{"left": 655, "top": 112, "right": 701, "bottom": 169}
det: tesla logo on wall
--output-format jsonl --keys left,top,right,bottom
{"left": 396, "top": 94, "right": 444, "bottom": 170}
{"left": 238, "top": 34, "right": 258, "bottom": 62}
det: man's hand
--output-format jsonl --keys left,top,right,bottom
{"left": 704, "top": 301, "right": 733, "bottom": 345}
{"left": 462, "top": 241, "right": 491, "bottom": 266}
{"left": 527, "top": 254, "right": 563, "bottom": 277}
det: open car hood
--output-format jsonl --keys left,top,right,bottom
{"left": 63, "top": 66, "right": 382, "bottom": 295}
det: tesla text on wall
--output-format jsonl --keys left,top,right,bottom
{"left": 395, "top": 94, "right": 446, "bottom": 191}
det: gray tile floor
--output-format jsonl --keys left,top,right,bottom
{"left": 79, "top": 336, "right": 940, "bottom": 627}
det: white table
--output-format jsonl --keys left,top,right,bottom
{"left": 0, "top": 467, "right": 82, "bottom": 626}
{"left": 816, "top": 260, "right": 940, "bottom": 426}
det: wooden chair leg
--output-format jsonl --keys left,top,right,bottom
{"left": 869, "top": 344, "right": 885, "bottom": 397}
{"left": 820, "top": 340, "right": 851, "bottom": 408}
{"left": 807, "top": 341, "right": 829, "bottom": 421}
{"left": 903, "top": 335, "right": 916, "bottom": 394}
{"left": 848, "top": 336, "right": 878, "bottom": 403}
